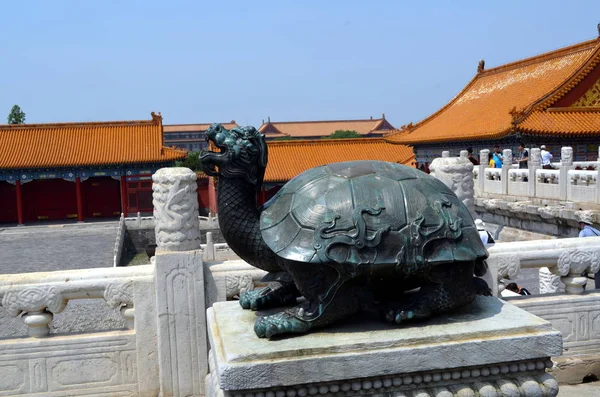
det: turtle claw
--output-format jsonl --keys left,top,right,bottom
{"left": 385, "top": 309, "right": 416, "bottom": 324}
{"left": 254, "top": 310, "right": 310, "bottom": 338}
{"left": 239, "top": 284, "right": 298, "bottom": 311}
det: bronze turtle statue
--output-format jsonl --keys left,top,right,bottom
{"left": 200, "top": 124, "right": 491, "bottom": 338}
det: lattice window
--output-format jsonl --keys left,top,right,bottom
{"left": 571, "top": 76, "right": 600, "bottom": 107}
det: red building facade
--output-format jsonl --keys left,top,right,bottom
{"left": 0, "top": 113, "right": 186, "bottom": 224}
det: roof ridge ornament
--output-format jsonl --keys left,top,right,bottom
{"left": 477, "top": 60, "right": 485, "bottom": 73}
{"left": 509, "top": 106, "right": 527, "bottom": 124}
{"left": 597, "top": 23, "right": 600, "bottom": 38}
{"left": 151, "top": 112, "right": 163, "bottom": 124}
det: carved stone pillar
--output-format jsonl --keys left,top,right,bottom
{"left": 152, "top": 167, "right": 201, "bottom": 252}
{"left": 539, "top": 267, "right": 560, "bottom": 294}
{"left": 529, "top": 148, "right": 541, "bottom": 197}
{"left": 500, "top": 149, "right": 512, "bottom": 195}
{"left": 479, "top": 149, "right": 489, "bottom": 194}
{"left": 559, "top": 146, "right": 574, "bottom": 201}
{"left": 429, "top": 154, "right": 476, "bottom": 219}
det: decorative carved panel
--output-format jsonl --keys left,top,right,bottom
{"left": 571, "top": 76, "right": 600, "bottom": 107}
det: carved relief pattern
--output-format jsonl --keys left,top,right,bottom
{"left": 428, "top": 156, "right": 475, "bottom": 217}
{"left": 104, "top": 281, "right": 134, "bottom": 309}
{"left": 571, "top": 76, "right": 600, "bottom": 107}
{"left": 556, "top": 248, "right": 600, "bottom": 276}
{"left": 1, "top": 286, "right": 66, "bottom": 316}
{"left": 538, "top": 267, "right": 560, "bottom": 294}
{"left": 491, "top": 254, "right": 521, "bottom": 279}
{"left": 152, "top": 167, "right": 201, "bottom": 251}
{"left": 530, "top": 148, "right": 541, "bottom": 167}
{"left": 211, "top": 359, "right": 557, "bottom": 397}
{"left": 502, "top": 149, "right": 512, "bottom": 165}
{"left": 479, "top": 149, "right": 489, "bottom": 166}
{"left": 561, "top": 147, "right": 573, "bottom": 166}
{"left": 225, "top": 274, "right": 255, "bottom": 299}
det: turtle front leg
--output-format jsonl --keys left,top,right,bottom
{"left": 383, "top": 263, "right": 488, "bottom": 324}
{"left": 254, "top": 285, "right": 364, "bottom": 338}
{"left": 239, "top": 279, "right": 299, "bottom": 311}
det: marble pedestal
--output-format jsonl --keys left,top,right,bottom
{"left": 206, "top": 297, "right": 563, "bottom": 397}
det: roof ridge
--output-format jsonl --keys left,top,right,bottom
{"left": 164, "top": 122, "right": 238, "bottom": 127}
{"left": 267, "top": 137, "right": 385, "bottom": 146}
{"left": 0, "top": 118, "right": 158, "bottom": 130}
{"left": 263, "top": 118, "right": 384, "bottom": 125}
{"left": 385, "top": 73, "right": 482, "bottom": 140}
{"left": 480, "top": 38, "right": 599, "bottom": 76}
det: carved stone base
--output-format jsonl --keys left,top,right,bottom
{"left": 206, "top": 297, "right": 563, "bottom": 397}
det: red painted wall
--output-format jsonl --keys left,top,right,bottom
{"left": 83, "top": 177, "right": 121, "bottom": 218}
{"left": 0, "top": 182, "right": 18, "bottom": 223}
{"left": 197, "top": 180, "right": 210, "bottom": 216}
{"left": 22, "top": 179, "right": 78, "bottom": 221}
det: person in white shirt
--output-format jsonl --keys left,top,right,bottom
{"left": 540, "top": 145, "right": 553, "bottom": 169}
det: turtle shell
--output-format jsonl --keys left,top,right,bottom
{"left": 260, "top": 161, "right": 487, "bottom": 273}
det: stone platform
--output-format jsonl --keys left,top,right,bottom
{"left": 207, "top": 297, "right": 563, "bottom": 397}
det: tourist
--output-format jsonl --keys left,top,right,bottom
{"left": 579, "top": 219, "right": 600, "bottom": 289}
{"left": 475, "top": 219, "right": 494, "bottom": 247}
{"left": 516, "top": 142, "right": 529, "bottom": 181}
{"left": 492, "top": 145, "right": 503, "bottom": 168}
{"left": 541, "top": 145, "right": 553, "bottom": 169}
{"left": 467, "top": 147, "right": 479, "bottom": 165}
{"left": 505, "top": 282, "right": 532, "bottom": 296}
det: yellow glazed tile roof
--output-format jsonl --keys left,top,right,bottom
{"left": 386, "top": 39, "right": 600, "bottom": 144}
{"left": 265, "top": 138, "right": 415, "bottom": 182}
{"left": 519, "top": 109, "right": 600, "bottom": 135}
{"left": 0, "top": 113, "right": 187, "bottom": 169}
{"left": 259, "top": 117, "right": 394, "bottom": 139}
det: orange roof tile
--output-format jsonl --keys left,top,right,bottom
{"left": 386, "top": 39, "right": 600, "bottom": 144}
{"left": 164, "top": 122, "right": 238, "bottom": 133}
{"left": 0, "top": 113, "right": 187, "bottom": 169}
{"left": 265, "top": 138, "right": 415, "bottom": 182}
{"left": 519, "top": 109, "right": 600, "bottom": 135}
{"left": 259, "top": 116, "right": 395, "bottom": 139}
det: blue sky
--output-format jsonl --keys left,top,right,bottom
{"left": 1, "top": 1, "right": 599, "bottom": 127}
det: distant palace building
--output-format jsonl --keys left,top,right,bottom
{"left": 0, "top": 113, "right": 186, "bottom": 224}
{"left": 385, "top": 33, "right": 600, "bottom": 168}
{"left": 258, "top": 115, "right": 395, "bottom": 140}
{"left": 163, "top": 121, "right": 238, "bottom": 151}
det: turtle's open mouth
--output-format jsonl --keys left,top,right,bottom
{"left": 199, "top": 148, "right": 230, "bottom": 177}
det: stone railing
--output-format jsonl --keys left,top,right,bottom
{"left": 487, "top": 236, "right": 600, "bottom": 295}
{"left": 113, "top": 213, "right": 126, "bottom": 266}
{"left": 0, "top": 167, "right": 235, "bottom": 397}
{"left": 476, "top": 146, "right": 600, "bottom": 205}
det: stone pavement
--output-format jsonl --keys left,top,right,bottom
{"left": 0, "top": 220, "right": 118, "bottom": 274}
{"left": 558, "top": 381, "right": 599, "bottom": 396}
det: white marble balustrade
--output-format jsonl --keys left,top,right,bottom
{"left": 487, "top": 236, "right": 600, "bottom": 295}
{"left": 475, "top": 146, "right": 600, "bottom": 206}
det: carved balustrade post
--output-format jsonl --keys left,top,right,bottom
{"left": 204, "top": 231, "right": 216, "bottom": 261}
{"left": 152, "top": 167, "right": 201, "bottom": 252}
{"left": 152, "top": 167, "right": 207, "bottom": 396}
{"left": 429, "top": 152, "right": 476, "bottom": 219}
{"left": 479, "top": 149, "right": 489, "bottom": 194}
{"left": 529, "top": 148, "right": 541, "bottom": 198}
{"left": 501, "top": 149, "right": 512, "bottom": 195}
{"left": 538, "top": 267, "right": 560, "bottom": 294}
{"left": 559, "top": 146, "right": 574, "bottom": 201}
